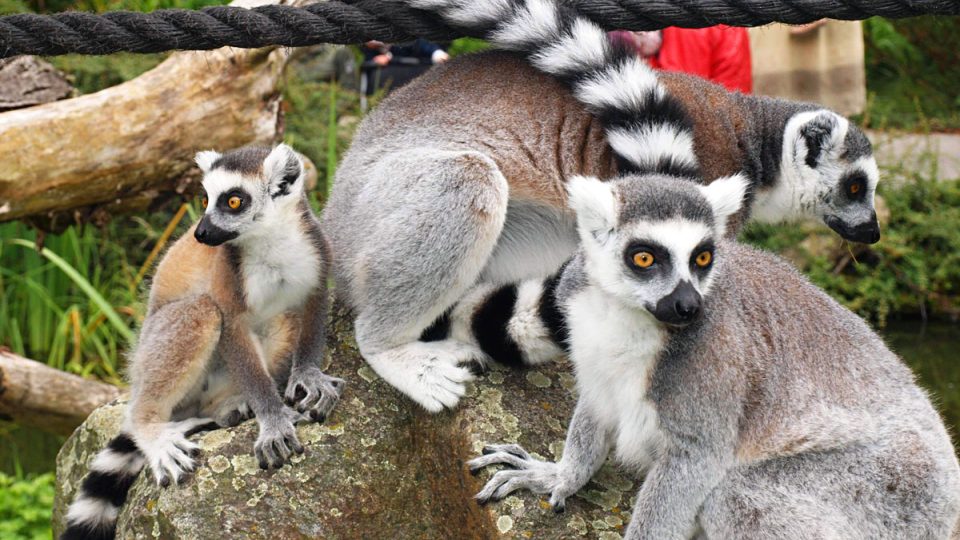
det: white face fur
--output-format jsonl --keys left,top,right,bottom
{"left": 753, "top": 110, "right": 882, "bottom": 244}
{"left": 567, "top": 174, "right": 747, "bottom": 326}
{"left": 193, "top": 145, "right": 305, "bottom": 247}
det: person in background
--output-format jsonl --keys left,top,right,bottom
{"left": 609, "top": 26, "right": 752, "bottom": 94}
{"left": 363, "top": 39, "right": 450, "bottom": 66}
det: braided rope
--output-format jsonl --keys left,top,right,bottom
{"left": 1, "top": 0, "right": 957, "bottom": 58}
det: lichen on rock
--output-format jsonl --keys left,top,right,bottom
{"left": 53, "top": 304, "right": 634, "bottom": 538}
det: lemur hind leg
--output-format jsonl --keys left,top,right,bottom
{"left": 699, "top": 440, "right": 955, "bottom": 540}
{"left": 125, "top": 295, "right": 222, "bottom": 487}
{"left": 339, "top": 149, "right": 509, "bottom": 412}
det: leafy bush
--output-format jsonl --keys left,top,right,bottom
{"left": 862, "top": 17, "right": 960, "bottom": 130}
{"left": 0, "top": 472, "right": 55, "bottom": 540}
{"left": 744, "top": 171, "right": 960, "bottom": 326}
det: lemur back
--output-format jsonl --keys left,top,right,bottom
{"left": 62, "top": 145, "right": 344, "bottom": 540}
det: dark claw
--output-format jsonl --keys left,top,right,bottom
{"left": 310, "top": 411, "right": 326, "bottom": 423}
{"left": 159, "top": 476, "right": 171, "bottom": 488}
{"left": 468, "top": 362, "right": 489, "bottom": 377}
{"left": 553, "top": 502, "right": 565, "bottom": 514}
{"left": 469, "top": 467, "right": 481, "bottom": 477}
{"left": 258, "top": 458, "right": 269, "bottom": 470}
{"left": 190, "top": 447, "right": 202, "bottom": 458}
{"left": 482, "top": 446, "right": 495, "bottom": 455}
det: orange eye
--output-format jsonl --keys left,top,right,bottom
{"left": 849, "top": 183, "right": 861, "bottom": 195}
{"left": 633, "top": 252, "right": 655, "bottom": 268}
{"left": 695, "top": 251, "right": 712, "bottom": 268}
{"left": 201, "top": 196, "right": 208, "bottom": 209}
{"left": 228, "top": 196, "right": 242, "bottom": 210}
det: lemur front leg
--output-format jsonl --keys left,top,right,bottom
{"left": 468, "top": 400, "right": 610, "bottom": 512}
{"left": 283, "top": 291, "right": 345, "bottom": 422}
{"left": 125, "top": 296, "right": 222, "bottom": 486}
{"left": 221, "top": 316, "right": 304, "bottom": 470}
{"left": 623, "top": 450, "right": 728, "bottom": 540}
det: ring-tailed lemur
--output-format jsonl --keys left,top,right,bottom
{"left": 62, "top": 145, "right": 344, "bottom": 540}
{"left": 469, "top": 172, "right": 960, "bottom": 539}
{"left": 323, "top": 0, "right": 880, "bottom": 411}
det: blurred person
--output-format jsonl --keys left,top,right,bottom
{"left": 607, "top": 26, "right": 752, "bottom": 93}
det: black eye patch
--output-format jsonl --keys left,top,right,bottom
{"left": 216, "top": 189, "right": 251, "bottom": 214}
{"left": 841, "top": 173, "right": 868, "bottom": 201}
{"left": 624, "top": 241, "right": 670, "bottom": 277}
{"left": 689, "top": 240, "right": 716, "bottom": 275}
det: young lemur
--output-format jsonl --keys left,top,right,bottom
{"left": 323, "top": 0, "right": 882, "bottom": 411}
{"left": 62, "top": 145, "right": 344, "bottom": 540}
{"left": 469, "top": 173, "right": 960, "bottom": 539}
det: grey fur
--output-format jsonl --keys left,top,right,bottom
{"left": 211, "top": 146, "right": 271, "bottom": 174}
{"left": 470, "top": 175, "right": 960, "bottom": 539}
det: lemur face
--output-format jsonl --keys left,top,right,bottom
{"left": 781, "top": 111, "right": 881, "bottom": 244}
{"left": 567, "top": 174, "right": 747, "bottom": 327}
{"left": 193, "top": 145, "right": 304, "bottom": 247}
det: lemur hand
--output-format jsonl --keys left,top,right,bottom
{"left": 283, "top": 366, "right": 345, "bottom": 423}
{"left": 467, "top": 444, "right": 575, "bottom": 512}
{"left": 254, "top": 407, "right": 304, "bottom": 470}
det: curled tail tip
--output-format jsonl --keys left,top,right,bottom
{"left": 62, "top": 433, "right": 145, "bottom": 540}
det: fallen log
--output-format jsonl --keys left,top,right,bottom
{"left": 0, "top": 350, "right": 122, "bottom": 436}
{"left": 0, "top": 0, "right": 303, "bottom": 225}
{"left": 0, "top": 56, "right": 74, "bottom": 112}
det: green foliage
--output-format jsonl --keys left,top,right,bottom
{"left": 49, "top": 54, "right": 166, "bottom": 95}
{"left": 861, "top": 17, "right": 960, "bottom": 131}
{"left": 744, "top": 171, "right": 960, "bottom": 326}
{"left": 28, "top": 0, "right": 221, "bottom": 13}
{"left": 446, "top": 38, "right": 490, "bottom": 57}
{"left": 0, "top": 207, "right": 195, "bottom": 382}
{"left": 282, "top": 78, "right": 364, "bottom": 198}
{"left": 0, "top": 0, "right": 31, "bottom": 14}
{"left": 0, "top": 472, "right": 55, "bottom": 540}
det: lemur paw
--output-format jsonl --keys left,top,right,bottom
{"left": 468, "top": 443, "right": 570, "bottom": 510}
{"left": 142, "top": 418, "right": 211, "bottom": 487}
{"left": 254, "top": 408, "right": 304, "bottom": 470}
{"left": 283, "top": 366, "right": 345, "bottom": 423}
{"left": 366, "top": 341, "right": 477, "bottom": 413}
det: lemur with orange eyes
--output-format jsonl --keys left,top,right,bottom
{"left": 322, "top": 0, "right": 882, "bottom": 411}
{"left": 62, "top": 145, "right": 344, "bottom": 540}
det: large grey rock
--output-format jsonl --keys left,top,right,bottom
{"left": 53, "top": 305, "right": 635, "bottom": 539}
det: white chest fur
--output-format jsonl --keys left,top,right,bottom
{"left": 565, "top": 285, "right": 667, "bottom": 471}
{"left": 239, "top": 230, "right": 320, "bottom": 325}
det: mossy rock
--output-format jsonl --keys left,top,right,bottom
{"left": 53, "top": 304, "right": 634, "bottom": 539}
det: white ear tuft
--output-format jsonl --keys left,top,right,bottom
{"left": 699, "top": 173, "right": 749, "bottom": 237}
{"left": 263, "top": 144, "right": 304, "bottom": 198}
{"left": 566, "top": 175, "right": 617, "bottom": 241}
{"left": 194, "top": 150, "right": 220, "bottom": 173}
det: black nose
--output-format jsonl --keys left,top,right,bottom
{"left": 194, "top": 216, "right": 238, "bottom": 246}
{"left": 824, "top": 213, "right": 881, "bottom": 244}
{"left": 652, "top": 281, "right": 702, "bottom": 327}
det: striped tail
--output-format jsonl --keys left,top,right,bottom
{"left": 61, "top": 434, "right": 145, "bottom": 540}
{"left": 408, "top": 0, "right": 702, "bottom": 179}
{"left": 421, "top": 270, "right": 569, "bottom": 368}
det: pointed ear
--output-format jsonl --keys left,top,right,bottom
{"left": 194, "top": 150, "right": 221, "bottom": 174}
{"left": 797, "top": 111, "right": 841, "bottom": 169}
{"left": 263, "top": 144, "right": 303, "bottom": 198}
{"left": 566, "top": 176, "right": 617, "bottom": 242}
{"left": 699, "top": 173, "right": 749, "bottom": 237}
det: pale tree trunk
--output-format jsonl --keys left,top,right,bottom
{"left": 0, "top": 350, "right": 122, "bottom": 436}
{"left": 0, "top": 0, "right": 308, "bottom": 226}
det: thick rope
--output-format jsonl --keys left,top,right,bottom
{"left": 1, "top": 0, "right": 958, "bottom": 58}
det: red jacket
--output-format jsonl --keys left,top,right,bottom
{"left": 650, "top": 26, "right": 752, "bottom": 94}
